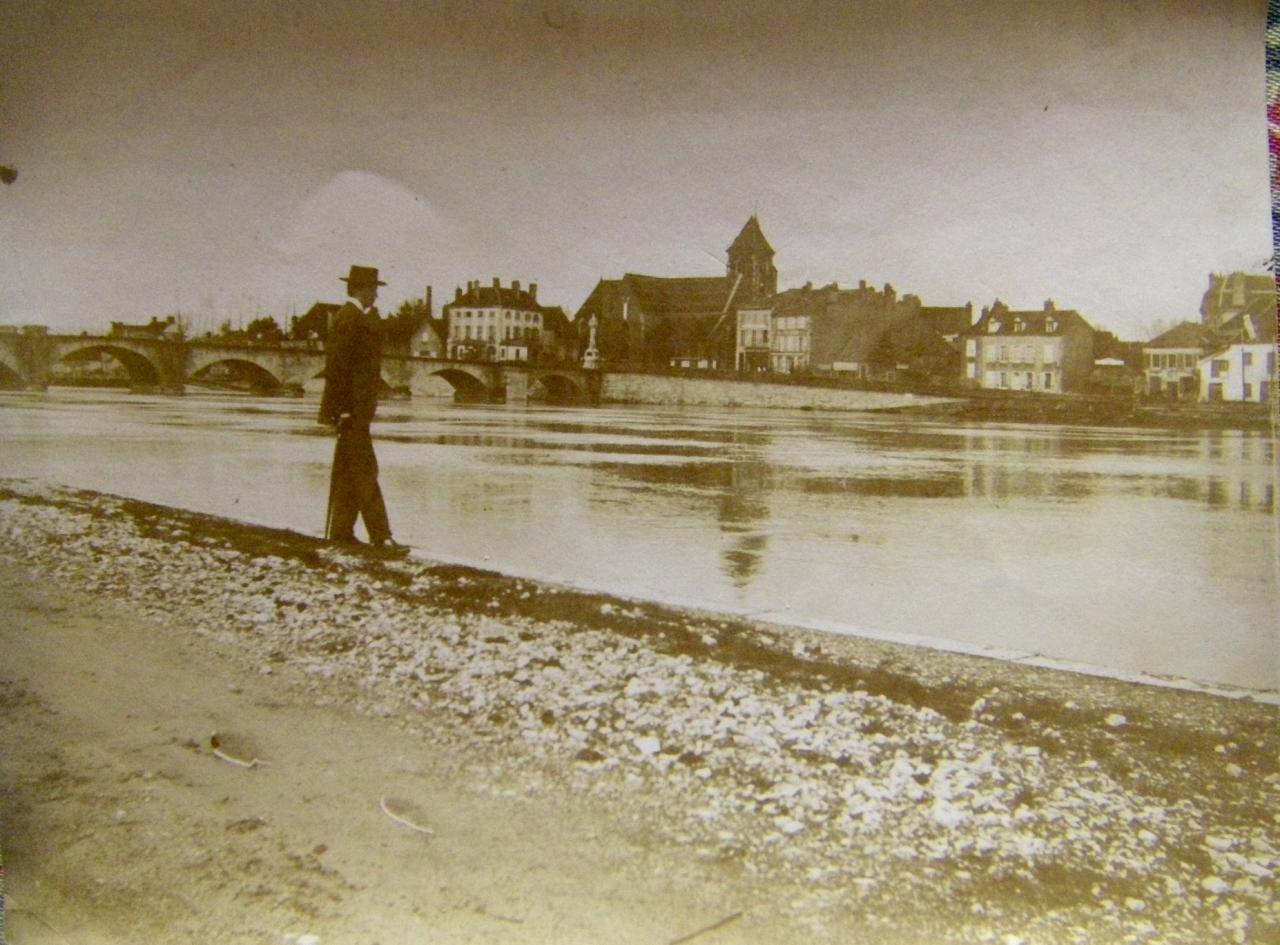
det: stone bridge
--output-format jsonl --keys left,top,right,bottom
{"left": 0, "top": 331, "right": 599, "bottom": 403}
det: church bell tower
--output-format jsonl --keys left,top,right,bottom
{"left": 726, "top": 215, "right": 778, "bottom": 303}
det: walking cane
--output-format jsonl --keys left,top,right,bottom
{"left": 323, "top": 429, "right": 341, "bottom": 540}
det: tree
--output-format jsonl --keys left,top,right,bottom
{"left": 384, "top": 298, "right": 431, "bottom": 350}
{"left": 243, "top": 316, "right": 284, "bottom": 343}
{"left": 869, "top": 331, "right": 899, "bottom": 376}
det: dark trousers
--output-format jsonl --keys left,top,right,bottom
{"left": 326, "top": 424, "right": 391, "bottom": 542}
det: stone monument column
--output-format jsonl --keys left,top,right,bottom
{"left": 582, "top": 315, "right": 600, "bottom": 370}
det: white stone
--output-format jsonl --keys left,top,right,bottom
{"left": 774, "top": 815, "right": 805, "bottom": 835}
{"left": 1201, "top": 876, "right": 1230, "bottom": 896}
{"left": 634, "top": 736, "right": 661, "bottom": 756}
{"left": 1105, "top": 714, "right": 1127, "bottom": 728}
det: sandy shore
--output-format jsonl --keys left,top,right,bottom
{"left": 0, "top": 480, "right": 1277, "bottom": 944}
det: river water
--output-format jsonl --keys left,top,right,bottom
{"left": 1, "top": 388, "right": 1275, "bottom": 693}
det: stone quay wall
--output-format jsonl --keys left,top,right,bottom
{"left": 599, "top": 372, "right": 954, "bottom": 411}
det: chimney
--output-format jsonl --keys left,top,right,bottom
{"left": 425, "top": 285, "right": 433, "bottom": 317}
{"left": 513, "top": 279, "right": 521, "bottom": 293}
{"left": 492, "top": 277, "right": 500, "bottom": 290}
{"left": 455, "top": 286, "right": 462, "bottom": 301}
{"left": 859, "top": 279, "right": 866, "bottom": 290}
{"left": 1043, "top": 299, "right": 1055, "bottom": 312}
{"left": 530, "top": 282, "right": 537, "bottom": 300}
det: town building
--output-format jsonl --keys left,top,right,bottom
{"left": 409, "top": 318, "right": 448, "bottom": 358}
{"left": 1197, "top": 311, "right": 1276, "bottom": 403}
{"left": 918, "top": 303, "right": 974, "bottom": 344}
{"left": 735, "top": 305, "right": 772, "bottom": 372}
{"left": 445, "top": 279, "right": 551, "bottom": 362}
{"left": 760, "top": 281, "right": 960, "bottom": 384}
{"left": 537, "top": 306, "right": 576, "bottom": 365}
{"left": 290, "top": 302, "right": 339, "bottom": 342}
{"left": 574, "top": 273, "right": 742, "bottom": 368}
{"left": 573, "top": 217, "right": 775, "bottom": 368}
{"left": 961, "top": 300, "right": 1095, "bottom": 392}
{"left": 1199, "top": 271, "right": 1275, "bottom": 329}
{"left": 1141, "top": 321, "right": 1217, "bottom": 399}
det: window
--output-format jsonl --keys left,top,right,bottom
{"left": 1268, "top": 352, "right": 1275, "bottom": 374}
{"left": 1043, "top": 372, "right": 1053, "bottom": 390}
{"left": 966, "top": 339, "right": 977, "bottom": 356}
{"left": 1243, "top": 351, "right": 1253, "bottom": 367}
{"left": 1243, "top": 383, "right": 1253, "bottom": 400}
{"left": 1211, "top": 359, "right": 1229, "bottom": 378}
{"left": 999, "top": 372, "right": 1008, "bottom": 388}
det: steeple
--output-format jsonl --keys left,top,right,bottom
{"left": 726, "top": 215, "right": 777, "bottom": 302}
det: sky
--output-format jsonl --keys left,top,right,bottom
{"left": 0, "top": 0, "right": 1272, "bottom": 340}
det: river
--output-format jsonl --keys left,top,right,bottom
{"left": 1, "top": 388, "right": 1275, "bottom": 694}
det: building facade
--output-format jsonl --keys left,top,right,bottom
{"left": 735, "top": 306, "right": 772, "bottom": 372}
{"left": 445, "top": 279, "right": 547, "bottom": 362}
{"left": 962, "top": 300, "right": 1095, "bottom": 392}
{"left": 1197, "top": 312, "right": 1276, "bottom": 403}
{"left": 1141, "top": 321, "right": 1215, "bottom": 399}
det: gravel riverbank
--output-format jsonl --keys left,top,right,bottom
{"left": 1, "top": 480, "right": 1277, "bottom": 943}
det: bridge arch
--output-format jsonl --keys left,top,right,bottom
{"left": 423, "top": 367, "right": 492, "bottom": 403}
{"left": 51, "top": 343, "right": 162, "bottom": 388}
{"left": 529, "top": 371, "right": 587, "bottom": 404}
{"left": 189, "top": 357, "right": 284, "bottom": 393}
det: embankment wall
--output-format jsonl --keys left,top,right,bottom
{"left": 599, "top": 372, "right": 953, "bottom": 411}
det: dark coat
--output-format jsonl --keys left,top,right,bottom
{"left": 320, "top": 302, "right": 384, "bottom": 426}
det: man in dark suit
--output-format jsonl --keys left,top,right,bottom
{"left": 320, "top": 264, "right": 404, "bottom": 553}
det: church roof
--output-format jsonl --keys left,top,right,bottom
{"left": 623, "top": 274, "right": 739, "bottom": 317}
{"left": 727, "top": 215, "right": 774, "bottom": 257}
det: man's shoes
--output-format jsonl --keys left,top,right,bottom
{"left": 330, "top": 535, "right": 365, "bottom": 547}
{"left": 369, "top": 538, "right": 410, "bottom": 558}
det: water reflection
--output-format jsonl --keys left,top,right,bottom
{"left": 717, "top": 455, "right": 772, "bottom": 587}
{"left": 1, "top": 390, "right": 1275, "bottom": 690}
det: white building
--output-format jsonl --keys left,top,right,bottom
{"left": 735, "top": 306, "right": 771, "bottom": 372}
{"left": 1197, "top": 313, "right": 1276, "bottom": 403}
{"left": 445, "top": 278, "right": 545, "bottom": 362}
{"left": 961, "top": 300, "right": 1095, "bottom": 392}
{"left": 771, "top": 312, "right": 811, "bottom": 373}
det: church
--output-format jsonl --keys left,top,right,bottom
{"left": 573, "top": 216, "right": 778, "bottom": 369}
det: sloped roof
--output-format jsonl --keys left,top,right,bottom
{"left": 623, "top": 274, "right": 738, "bottom": 317}
{"left": 966, "top": 306, "right": 1093, "bottom": 336}
{"left": 1145, "top": 321, "right": 1216, "bottom": 349}
{"left": 1218, "top": 310, "right": 1277, "bottom": 344}
{"left": 447, "top": 284, "right": 541, "bottom": 311}
{"left": 727, "top": 215, "right": 774, "bottom": 257}
{"left": 539, "top": 306, "right": 571, "bottom": 333}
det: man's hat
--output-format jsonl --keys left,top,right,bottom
{"left": 340, "top": 265, "right": 386, "bottom": 287}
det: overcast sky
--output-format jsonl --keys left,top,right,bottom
{"left": 0, "top": 0, "right": 1271, "bottom": 339}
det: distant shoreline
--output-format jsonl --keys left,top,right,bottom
{"left": 879, "top": 393, "right": 1275, "bottom": 432}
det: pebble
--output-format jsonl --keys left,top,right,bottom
{"left": 4, "top": 484, "right": 1277, "bottom": 944}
